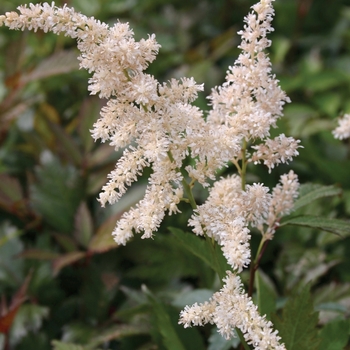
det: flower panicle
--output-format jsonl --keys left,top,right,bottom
{"left": 1, "top": 1, "right": 299, "bottom": 348}
{"left": 179, "top": 271, "right": 286, "bottom": 350}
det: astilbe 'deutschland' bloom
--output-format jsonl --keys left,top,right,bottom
{"left": 0, "top": 0, "right": 301, "bottom": 348}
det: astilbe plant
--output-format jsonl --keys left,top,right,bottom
{"left": 0, "top": 0, "right": 302, "bottom": 348}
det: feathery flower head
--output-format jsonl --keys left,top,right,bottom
{"left": 333, "top": 114, "right": 350, "bottom": 140}
{"left": 179, "top": 271, "right": 286, "bottom": 349}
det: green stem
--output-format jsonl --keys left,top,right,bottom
{"left": 236, "top": 328, "right": 250, "bottom": 350}
{"left": 231, "top": 158, "right": 242, "bottom": 176}
{"left": 181, "top": 176, "right": 197, "bottom": 210}
{"left": 167, "top": 150, "right": 197, "bottom": 210}
{"left": 248, "top": 237, "right": 269, "bottom": 297}
{"left": 254, "top": 236, "right": 266, "bottom": 265}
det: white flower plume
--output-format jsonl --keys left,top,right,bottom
{"left": 0, "top": 2, "right": 298, "bottom": 348}
{"left": 179, "top": 271, "right": 286, "bottom": 349}
{"left": 333, "top": 114, "right": 350, "bottom": 140}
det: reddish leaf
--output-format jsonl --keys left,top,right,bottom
{"left": 0, "top": 272, "right": 32, "bottom": 334}
{"left": 74, "top": 202, "right": 93, "bottom": 248}
{"left": 20, "top": 49, "right": 79, "bottom": 84}
{"left": 52, "top": 251, "right": 87, "bottom": 276}
{"left": 17, "top": 249, "right": 60, "bottom": 260}
{"left": 0, "top": 303, "right": 21, "bottom": 334}
{"left": 88, "top": 213, "right": 121, "bottom": 253}
{"left": 51, "top": 232, "right": 78, "bottom": 252}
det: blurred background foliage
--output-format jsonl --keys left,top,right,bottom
{"left": 0, "top": 0, "right": 350, "bottom": 349}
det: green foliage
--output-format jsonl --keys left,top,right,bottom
{"left": 318, "top": 319, "right": 350, "bottom": 350}
{"left": 273, "top": 285, "right": 320, "bottom": 350}
{"left": 143, "top": 286, "right": 187, "bottom": 350}
{"left": 256, "top": 270, "right": 277, "bottom": 321}
{"left": 170, "top": 227, "right": 229, "bottom": 280}
{"left": 31, "top": 158, "right": 84, "bottom": 233}
{"left": 51, "top": 340, "right": 87, "bottom": 350}
{"left": 281, "top": 215, "right": 350, "bottom": 237}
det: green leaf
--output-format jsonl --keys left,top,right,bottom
{"left": 319, "top": 319, "right": 349, "bottom": 350}
{"left": 292, "top": 184, "right": 342, "bottom": 212}
{"left": 0, "top": 223, "right": 24, "bottom": 287}
{"left": 88, "top": 324, "right": 149, "bottom": 348}
{"left": 11, "top": 304, "right": 49, "bottom": 340}
{"left": 314, "top": 283, "right": 350, "bottom": 323}
{"left": 18, "top": 249, "right": 60, "bottom": 260}
{"left": 31, "top": 158, "right": 84, "bottom": 233}
{"left": 47, "top": 122, "right": 82, "bottom": 166}
{"left": 256, "top": 270, "right": 277, "bottom": 320}
{"left": 59, "top": 322, "right": 95, "bottom": 345}
{"left": 169, "top": 227, "right": 230, "bottom": 280}
{"left": 51, "top": 340, "right": 85, "bottom": 350}
{"left": 273, "top": 285, "right": 320, "bottom": 350}
{"left": 172, "top": 289, "right": 214, "bottom": 309}
{"left": 142, "top": 285, "right": 186, "bottom": 350}
{"left": 20, "top": 50, "right": 79, "bottom": 84}
{"left": 52, "top": 233, "right": 78, "bottom": 252}
{"left": 0, "top": 174, "right": 23, "bottom": 204}
{"left": 77, "top": 97, "right": 100, "bottom": 153}
{"left": 74, "top": 202, "right": 93, "bottom": 249}
{"left": 52, "top": 251, "right": 87, "bottom": 276}
{"left": 88, "top": 212, "right": 120, "bottom": 253}
{"left": 280, "top": 215, "right": 350, "bottom": 236}
{"left": 306, "top": 70, "right": 346, "bottom": 93}
{"left": 208, "top": 327, "right": 240, "bottom": 350}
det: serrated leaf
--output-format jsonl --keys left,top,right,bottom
{"left": 20, "top": 50, "right": 79, "bottom": 85}
{"left": 77, "top": 97, "right": 100, "bottom": 153}
{"left": 169, "top": 227, "right": 229, "bottom": 280}
{"left": 172, "top": 289, "right": 214, "bottom": 309}
{"left": 0, "top": 223, "right": 24, "bottom": 286}
{"left": 319, "top": 319, "right": 349, "bottom": 350}
{"left": 52, "top": 233, "right": 78, "bottom": 252}
{"left": 10, "top": 304, "right": 49, "bottom": 340}
{"left": 292, "top": 184, "right": 342, "bottom": 212}
{"left": 51, "top": 340, "right": 85, "bottom": 350}
{"left": 208, "top": 327, "right": 240, "bottom": 350}
{"left": 273, "top": 285, "right": 320, "bottom": 350}
{"left": 0, "top": 273, "right": 32, "bottom": 334}
{"left": 31, "top": 158, "right": 84, "bottom": 233}
{"left": 18, "top": 249, "right": 60, "bottom": 260}
{"left": 142, "top": 285, "right": 186, "bottom": 350}
{"left": 280, "top": 215, "right": 350, "bottom": 236}
{"left": 47, "top": 122, "right": 82, "bottom": 166}
{"left": 88, "top": 212, "right": 120, "bottom": 253}
{"left": 52, "top": 251, "right": 86, "bottom": 276}
{"left": 314, "top": 282, "right": 350, "bottom": 305}
{"left": 314, "top": 283, "right": 350, "bottom": 323}
{"left": 88, "top": 324, "right": 149, "bottom": 348}
{"left": 0, "top": 174, "right": 23, "bottom": 204}
{"left": 88, "top": 145, "right": 116, "bottom": 168}
{"left": 256, "top": 270, "right": 277, "bottom": 320}
{"left": 74, "top": 202, "right": 93, "bottom": 249}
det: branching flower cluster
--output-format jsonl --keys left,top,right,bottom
{"left": 0, "top": 0, "right": 301, "bottom": 348}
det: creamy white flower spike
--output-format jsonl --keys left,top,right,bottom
{"left": 251, "top": 134, "right": 302, "bottom": 172}
{"left": 333, "top": 114, "right": 350, "bottom": 140}
{"left": 207, "top": 0, "right": 289, "bottom": 140}
{"left": 179, "top": 271, "right": 286, "bottom": 349}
